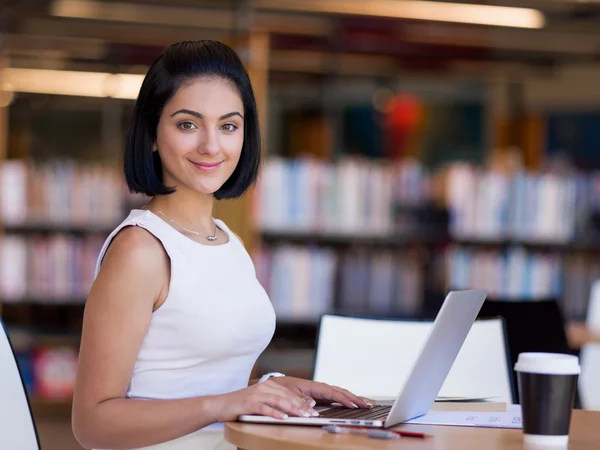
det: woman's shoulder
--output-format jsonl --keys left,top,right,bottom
{"left": 95, "top": 211, "right": 171, "bottom": 279}
{"left": 110, "top": 225, "right": 164, "bottom": 255}
{"left": 106, "top": 209, "right": 171, "bottom": 245}
{"left": 104, "top": 223, "right": 168, "bottom": 267}
{"left": 91, "top": 221, "right": 170, "bottom": 313}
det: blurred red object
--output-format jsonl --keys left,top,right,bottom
{"left": 33, "top": 346, "right": 79, "bottom": 401}
{"left": 383, "top": 93, "right": 424, "bottom": 158}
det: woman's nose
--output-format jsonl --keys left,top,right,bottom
{"left": 201, "top": 128, "right": 220, "bottom": 156}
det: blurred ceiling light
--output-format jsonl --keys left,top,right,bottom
{"left": 51, "top": 0, "right": 234, "bottom": 29}
{"left": 257, "top": 0, "right": 545, "bottom": 29}
{"left": 114, "top": 74, "right": 146, "bottom": 100}
{"left": 2, "top": 68, "right": 144, "bottom": 99}
{"left": 0, "top": 85, "right": 15, "bottom": 108}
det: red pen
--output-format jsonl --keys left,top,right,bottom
{"left": 325, "top": 425, "right": 431, "bottom": 439}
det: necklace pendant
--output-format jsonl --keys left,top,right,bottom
{"left": 206, "top": 235, "right": 217, "bottom": 241}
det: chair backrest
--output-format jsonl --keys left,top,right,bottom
{"left": 0, "top": 319, "right": 40, "bottom": 450}
{"left": 579, "top": 343, "right": 600, "bottom": 410}
{"left": 579, "top": 283, "right": 600, "bottom": 410}
{"left": 312, "top": 314, "right": 514, "bottom": 403}
{"left": 476, "top": 299, "right": 576, "bottom": 404}
{"left": 588, "top": 280, "right": 600, "bottom": 331}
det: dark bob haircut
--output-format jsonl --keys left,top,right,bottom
{"left": 124, "top": 40, "right": 261, "bottom": 199}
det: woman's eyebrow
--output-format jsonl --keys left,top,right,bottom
{"left": 170, "top": 109, "right": 244, "bottom": 120}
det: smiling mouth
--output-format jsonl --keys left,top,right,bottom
{"left": 191, "top": 160, "right": 223, "bottom": 171}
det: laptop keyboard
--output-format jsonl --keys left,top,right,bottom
{"left": 318, "top": 405, "right": 391, "bottom": 420}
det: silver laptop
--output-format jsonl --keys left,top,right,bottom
{"left": 239, "top": 289, "right": 487, "bottom": 428}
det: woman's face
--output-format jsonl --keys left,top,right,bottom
{"left": 154, "top": 76, "right": 245, "bottom": 196}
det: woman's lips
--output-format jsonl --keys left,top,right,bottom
{"left": 191, "top": 160, "right": 222, "bottom": 172}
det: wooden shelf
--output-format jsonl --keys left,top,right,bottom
{"left": 260, "top": 230, "right": 449, "bottom": 246}
{"left": 260, "top": 230, "right": 600, "bottom": 251}
{"left": 452, "top": 236, "right": 600, "bottom": 252}
{"left": 30, "top": 398, "right": 73, "bottom": 417}
{"left": 1, "top": 300, "right": 85, "bottom": 306}
{"left": 2, "top": 222, "right": 115, "bottom": 235}
{"left": 35, "top": 333, "right": 81, "bottom": 346}
{"left": 2, "top": 302, "right": 85, "bottom": 337}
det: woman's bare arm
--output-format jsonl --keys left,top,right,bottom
{"left": 71, "top": 227, "right": 221, "bottom": 449}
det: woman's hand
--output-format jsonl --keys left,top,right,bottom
{"left": 270, "top": 377, "right": 372, "bottom": 410}
{"left": 212, "top": 379, "right": 320, "bottom": 422}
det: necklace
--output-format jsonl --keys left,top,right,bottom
{"left": 142, "top": 206, "right": 218, "bottom": 241}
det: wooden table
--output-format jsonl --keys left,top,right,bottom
{"left": 567, "top": 322, "right": 600, "bottom": 349}
{"left": 225, "top": 410, "right": 600, "bottom": 450}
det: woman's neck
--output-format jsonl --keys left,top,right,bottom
{"left": 146, "top": 188, "right": 215, "bottom": 233}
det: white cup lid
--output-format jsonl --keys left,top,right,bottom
{"left": 514, "top": 353, "right": 580, "bottom": 375}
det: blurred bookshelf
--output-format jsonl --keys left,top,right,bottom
{"left": 251, "top": 155, "right": 600, "bottom": 377}
{"left": 0, "top": 161, "right": 131, "bottom": 306}
{"left": 253, "top": 157, "right": 600, "bottom": 318}
{"left": 0, "top": 159, "right": 127, "bottom": 412}
{"left": 3, "top": 154, "right": 597, "bottom": 404}
{"left": 2, "top": 19, "right": 600, "bottom": 416}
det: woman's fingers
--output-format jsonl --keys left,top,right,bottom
{"left": 257, "top": 381, "right": 318, "bottom": 416}
{"left": 298, "top": 393, "right": 317, "bottom": 408}
{"left": 263, "top": 394, "right": 319, "bottom": 418}
{"left": 310, "top": 383, "right": 372, "bottom": 409}
{"left": 263, "top": 379, "right": 317, "bottom": 410}
{"left": 256, "top": 402, "right": 288, "bottom": 420}
{"left": 334, "top": 387, "right": 373, "bottom": 409}
{"left": 260, "top": 380, "right": 308, "bottom": 406}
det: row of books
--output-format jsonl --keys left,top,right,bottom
{"left": 338, "top": 249, "right": 424, "bottom": 316}
{"left": 254, "top": 245, "right": 337, "bottom": 320}
{"left": 0, "top": 160, "right": 125, "bottom": 227}
{"left": 447, "top": 246, "right": 600, "bottom": 319}
{"left": 0, "top": 235, "right": 105, "bottom": 302}
{"left": 254, "top": 157, "right": 431, "bottom": 234}
{"left": 253, "top": 245, "right": 426, "bottom": 320}
{"left": 446, "top": 246, "right": 562, "bottom": 300}
{"left": 254, "top": 243, "right": 596, "bottom": 321}
{"left": 255, "top": 157, "right": 600, "bottom": 244}
{"left": 446, "top": 164, "right": 600, "bottom": 242}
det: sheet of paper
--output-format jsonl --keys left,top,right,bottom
{"left": 435, "top": 396, "right": 499, "bottom": 402}
{"left": 405, "top": 410, "right": 523, "bottom": 429}
{"left": 364, "top": 396, "right": 501, "bottom": 406}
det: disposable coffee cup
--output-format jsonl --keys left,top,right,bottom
{"left": 514, "top": 353, "right": 580, "bottom": 446}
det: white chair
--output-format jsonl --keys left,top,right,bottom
{"left": 579, "top": 344, "right": 600, "bottom": 410}
{"left": 313, "top": 315, "right": 514, "bottom": 403}
{"left": 587, "top": 279, "right": 600, "bottom": 332}
{"left": 579, "top": 280, "right": 600, "bottom": 410}
{"left": 0, "top": 318, "right": 40, "bottom": 450}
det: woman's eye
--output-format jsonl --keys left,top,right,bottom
{"left": 221, "top": 123, "right": 238, "bottom": 132}
{"left": 178, "top": 121, "right": 197, "bottom": 130}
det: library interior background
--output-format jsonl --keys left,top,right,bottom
{"left": 2, "top": 1, "right": 600, "bottom": 448}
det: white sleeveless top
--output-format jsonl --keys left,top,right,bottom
{"left": 95, "top": 209, "right": 276, "bottom": 404}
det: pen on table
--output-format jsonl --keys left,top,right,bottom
{"left": 323, "top": 425, "right": 431, "bottom": 439}
{"left": 323, "top": 425, "right": 399, "bottom": 440}
{"left": 342, "top": 425, "right": 431, "bottom": 438}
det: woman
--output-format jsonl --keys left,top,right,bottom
{"left": 71, "top": 40, "right": 370, "bottom": 450}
